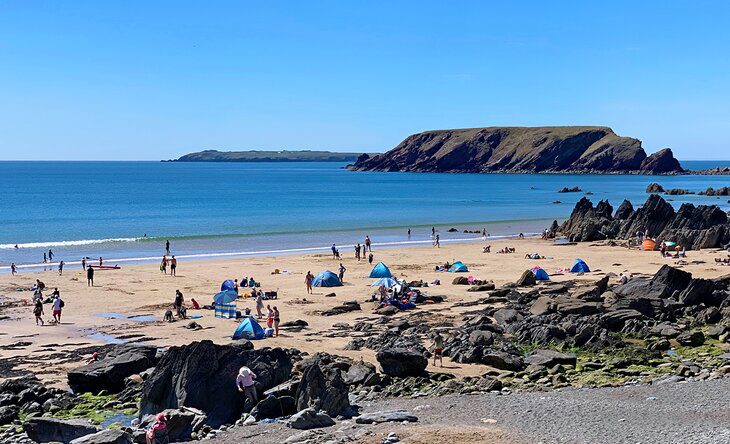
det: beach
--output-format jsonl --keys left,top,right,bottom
{"left": 1, "top": 234, "right": 726, "bottom": 387}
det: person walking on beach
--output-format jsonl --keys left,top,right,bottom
{"left": 33, "top": 299, "right": 44, "bottom": 326}
{"left": 10, "top": 263, "right": 17, "bottom": 275}
{"left": 170, "top": 256, "right": 177, "bottom": 276}
{"left": 160, "top": 256, "right": 167, "bottom": 274}
{"left": 236, "top": 366, "right": 258, "bottom": 404}
{"left": 174, "top": 290, "right": 184, "bottom": 317}
{"left": 338, "top": 263, "right": 346, "bottom": 282}
{"left": 305, "top": 271, "right": 314, "bottom": 294}
{"left": 365, "top": 236, "right": 372, "bottom": 252}
{"left": 255, "top": 290, "right": 265, "bottom": 318}
{"left": 165, "top": 239, "right": 170, "bottom": 255}
{"left": 273, "top": 306, "right": 280, "bottom": 336}
{"left": 355, "top": 244, "right": 360, "bottom": 261}
{"left": 434, "top": 234, "right": 440, "bottom": 248}
{"left": 331, "top": 244, "right": 337, "bottom": 259}
{"left": 81, "top": 257, "right": 86, "bottom": 270}
{"left": 99, "top": 256, "right": 103, "bottom": 266}
{"left": 87, "top": 266, "right": 94, "bottom": 286}
{"left": 48, "top": 249, "right": 54, "bottom": 261}
{"left": 52, "top": 295, "right": 63, "bottom": 324}
{"left": 431, "top": 332, "right": 444, "bottom": 367}
{"left": 43, "top": 252, "right": 47, "bottom": 263}
{"left": 58, "top": 260, "right": 64, "bottom": 276}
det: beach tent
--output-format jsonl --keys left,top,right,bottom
{"left": 232, "top": 317, "right": 265, "bottom": 340}
{"left": 449, "top": 261, "right": 469, "bottom": 272}
{"left": 531, "top": 266, "right": 550, "bottom": 281}
{"left": 371, "top": 277, "right": 397, "bottom": 288}
{"left": 570, "top": 259, "right": 590, "bottom": 273}
{"left": 312, "top": 270, "right": 342, "bottom": 287}
{"left": 214, "top": 290, "right": 238, "bottom": 305}
{"left": 221, "top": 280, "right": 236, "bottom": 292}
{"left": 369, "top": 262, "right": 392, "bottom": 278}
{"left": 642, "top": 239, "right": 656, "bottom": 251}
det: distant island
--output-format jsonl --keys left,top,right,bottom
{"left": 347, "top": 126, "right": 685, "bottom": 174}
{"left": 167, "top": 150, "right": 374, "bottom": 163}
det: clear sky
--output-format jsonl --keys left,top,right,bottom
{"left": 1, "top": 1, "right": 729, "bottom": 160}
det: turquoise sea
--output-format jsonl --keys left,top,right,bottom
{"left": 1, "top": 161, "right": 729, "bottom": 270}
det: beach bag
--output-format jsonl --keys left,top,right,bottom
{"left": 59, "top": 300, "right": 65, "bottom": 308}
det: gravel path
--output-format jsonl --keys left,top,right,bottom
{"left": 214, "top": 378, "right": 730, "bottom": 444}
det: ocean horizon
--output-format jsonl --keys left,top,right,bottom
{"left": 1, "top": 160, "right": 729, "bottom": 270}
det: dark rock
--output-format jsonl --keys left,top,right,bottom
{"left": 524, "top": 349, "right": 577, "bottom": 367}
{"left": 343, "top": 363, "right": 377, "bottom": 386}
{"left": 601, "top": 309, "right": 644, "bottom": 331}
{"left": 467, "top": 283, "right": 496, "bottom": 292}
{"left": 493, "top": 308, "right": 524, "bottom": 325}
{"left": 558, "top": 187, "right": 582, "bottom": 193}
{"left": 322, "top": 301, "right": 361, "bottom": 316}
{"left": 481, "top": 351, "right": 524, "bottom": 371}
{"left": 452, "top": 277, "right": 470, "bottom": 285}
{"left": 640, "top": 148, "right": 683, "bottom": 174}
{"left": 23, "top": 417, "right": 98, "bottom": 444}
{"left": 287, "top": 408, "right": 335, "bottom": 430}
{"left": 139, "top": 340, "right": 293, "bottom": 427}
{"left": 70, "top": 429, "right": 133, "bottom": 444}
{"left": 250, "top": 395, "right": 296, "bottom": 419}
{"left": 469, "top": 330, "right": 496, "bottom": 346}
{"left": 676, "top": 331, "right": 705, "bottom": 346}
{"left": 295, "top": 363, "right": 349, "bottom": 417}
{"left": 67, "top": 345, "right": 157, "bottom": 394}
{"left": 646, "top": 183, "right": 665, "bottom": 193}
{"left": 376, "top": 348, "right": 427, "bottom": 377}
{"left": 0, "top": 405, "right": 19, "bottom": 425}
{"left": 355, "top": 410, "right": 418, "bottom": 424}
{"left": 707, "top": 325, "right": 727, "bottom": 338}
{"left": 516, "top": 270, "right": 537, "bottom": 287}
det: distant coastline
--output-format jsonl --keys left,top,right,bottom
{"left": 166, "top": 149, "right": 377, "bottom": 163}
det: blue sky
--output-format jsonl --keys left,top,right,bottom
{"left": 1, "top": 1, "right": 729, "bottom": 160}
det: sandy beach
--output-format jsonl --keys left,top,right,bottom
{"left": 1, "top": 235, "right": 727, "bottom": 387}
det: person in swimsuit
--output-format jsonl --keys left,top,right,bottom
{"left": 431, "top": 332, "right": 444, "bottom": 367}
{"left": 58, "top": 260, "right": 64, "bottom": 275}
{"left": 165, "top": 239, "right": 170, "bottom": 255}
{"left": 266, "top": 305, "right": 274, "bottom": 328}
{"left": 81, "top": 257, "right": 86, "bottom": 270}
{"left": 10, "top": 263, "right": 17, "bottom": 275}
{"left": 160, "top": 256, "right": 167, "bottom": 274}
{"left": 170, "top": 256, "right": 177, "bottom": 276}
{"left": 338, "top": 263, "right": 346, "bottom": 282}
{"left": 273, "top": 306, "right": 280, "bottom": 337}
{"left": 305, "top": 271, "right": 314, "bottom": 294}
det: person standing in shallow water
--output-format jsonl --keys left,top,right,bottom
{"left": 43, "top": 253, "right": 47, "bottom": 263}
{"left": 365, "top": 235, "right": 372, "bottom": 252}
{"left": 165, "top": 239, "right": 170, "bottom": 255}
{"left": 58, "top": 260, "right": 64, "bottom": 275}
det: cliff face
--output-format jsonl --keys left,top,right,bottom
{"left": 348, "top": 126, "right": 684, "bottom": 174}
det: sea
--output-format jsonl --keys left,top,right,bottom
{"left": 1, "top": 160, "right": 729, "bottom": 271}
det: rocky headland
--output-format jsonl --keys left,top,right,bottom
{"left": 348, "top": 126, "right": 684, "bottom": 174}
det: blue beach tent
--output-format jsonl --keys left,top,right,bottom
{"left": 531, "top": 266, "right": 550, "bottom": 281}
{"left": 449, "top": 261, "right": 469, "bottom": 272}
{"left": 312, "top": 270, "right": 343, "bottom": 287}
{"left": 232, "top": 317, "right": 265, "bottom": 340}
{"left": 371, "top": 277, "right": 397, "bottom": 288}
{"left": 369, "top": 262, "right": 392, "bottom": 278}
{"left": 570, "top": 259, "right": 590, "bottom": 273}
{"left": 221, "top": 280, "right": 236, "bottom": 291}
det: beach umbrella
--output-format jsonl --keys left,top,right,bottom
{"left": 371, "top": 277, "right": 397, "bottom": 288}
{"left": 214, "top": 290, "right": 238, "bottom": 305}
{"left": 663, "top": 241, "right": 677, "bottom": 247}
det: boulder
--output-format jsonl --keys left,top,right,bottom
{"left": 355, "top": 410, "right": 418, "bottom": 424}
{"left": 646, "top": 183, "right": 665, "bottom": 193}
{"left": 469, "top": 330, "right": 496, "bottom": 346}
{"left": 295, "top": 363, "right": 349, "bottom": 416}
{"left": 138, "top": 407, "right": 206, "bottom": 442}
{"left": 676, "top": 331, "right": 705, "bottom": 346}
{"left": 601, "top": 309, "right": 644, "bottom": 331}
{"left": 467, "top": 283, "right": 496, "bottom": 292}
{"left": 67, "top": 345, "right": 157, "bottom": 394}
{"left": 0, "top": 405, "right": 19, "bottom": 425}
{"left": 139, "top": 340, "right": 293, "bottom": 427}
{"left": 251, "top": 395, "right": 296, "bottom": 419}
{"left": 452, "top": 277, "right": 470, "bottom": 285}
{"left": 516, "top": 270, "right": 537, "bottom": 287}
{"left": 23, "top": 417, "right": 98, "bottom": 444}
{"left": 70, "top": 429, "right": 133, "bottom": 444}
{"left": 493, "top": 308, "right": 524, "bottom": 325}
{"left": 376, "top": 348, "right": 427, "bottom": 377}
{"left": 287, "top": 408, "right": 336, "bottom": 430}
{"left": 480, "top": 351, "right": 524, "bottom": 371}
{"left": 524, "top": 349, "right": 577, "bottom": 367}
{"left": 321, "top": 301, "right": 361, "bottom": 316}
{"left": 343, "top": 363, "right": 377, "bottom": 386}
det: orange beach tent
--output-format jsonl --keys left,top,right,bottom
{"left": 642, "top": 239, "right": 656, "bottom": 251}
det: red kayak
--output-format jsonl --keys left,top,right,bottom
{"left": 90, "top": 265, "right": 120, "bottom": 270}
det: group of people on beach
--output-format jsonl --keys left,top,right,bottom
{"left": 31, "top": 280, "right": 65, "bottom": 326}
{"left": 159, "top": 255, "right": 177, "bottom": 276}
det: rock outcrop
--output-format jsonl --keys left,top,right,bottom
{"left": 22, "top": 417, "right": 98, "bottom": 444}
{"left": 559, "top": 194, "right": 730, "bottom": 249}
{"left": 348, "top": 126, "right": 684, "bottom": 174}
{"left": 138, "top": 341, "right": 293, "bottom": 427}
{"left": 67, "top": 344, "right": 157, "bottom": 394}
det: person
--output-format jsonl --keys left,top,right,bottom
{"left": 160, "top": 256, "right": 167, "bottom": 274}
{"left": 51, "top": 287, "right": 60, "bottom": 298}
{"left": 81, "top": 257, "right": 87, "bottom": 270}
{"left": 431, "top": 332, "right": 444, "bottom": 367}
{"left": 273, "top": 306, "right": 280, "bottom": 337}
{"left": 431, "top": 227, "right": 435, "bottom": 237}
{"left": 43, "top": 252, "right": 47, "bottom": 263}
{"left": 355, "top": 244, "right": 360, "bottom": 261}
{"left": 58, "top": 260, "right": 64, "bottom": 276}
{"left": 266, "top": 305, "right": 274, "bottom": 328}
{"left": 33, "top": 299, "right": 44, "bottom": 326}
{"left": 174, "top": 290, "right": 184, "bottom": 317}
{"left": 368, "top": 252, "right": 374, "bottom": 264}
{"left": 408, "top": 228, "right": 411, "bottom": 237}
{"left": 233, "top": 279, "right": 239, "bottom": 294}
{"left": 36, "top": 279, "right": 46, "bottom": 291}
{"left": 145, "top": 413, "right": 168, "bottom": 444}
{"left": 236, "top": 366, "right": 258, "bottom": 404}
{"left": 85, "top": 352, "right": 99, "bottom": 364}
{"left": 365, "top": 236, "right": 372, "bottom": 252}
{"left": 434, "top": 234, "right": 440, "bottom": 248}
{"left": 52, "top": 295, "right": 63, "bottom": 324}
{"left": 519, "top": 232, "right": 525, "bottom": 239}
{"left": 636, "top": 230, "right": 644, "bottom": 245}
{"left": 165, "top": 239, "right": 170, "bottom": 255}
{"left": 99, "top": 256, "right": 103, "bottom": 266}
{"left": 248, "top": 277, "right": 255, "bottom": 288}
{"left": 305, "top": 271, "right": 314, "bottom": 294}
{"left": 170, "top": 256, "right": 177, "bottom": 276}
{"left": 255, "top": 290, "right": 265, "bottom": 318}
{"left": 48, "top": 249, "right": 53, "bottom": 261}
{"left": 87, "top": 266, "right": 94, "bottom": 286}
{"left": 338, "top": 263, "right": 346, "bottom": 282}
{"left": 619, "top": 273, "right": 628, "bottom": 285}
{"left": 10, "top": 263, "right": 17, "bottom": 275}
{"left": 331, "top": 244, "right": 337, "bottom": 259}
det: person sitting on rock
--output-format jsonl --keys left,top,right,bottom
{"left": 236, "top": 366, "right": 258, "bottom": 405}
{"left": 146, "top": 413, "right": 168, "bottom": 444}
